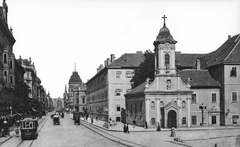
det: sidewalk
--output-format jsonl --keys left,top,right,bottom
{"left": 76, "top": 115, "right": 240, "bottom": 147}
{"left": 81, "top": 116, "right": 240, "bottom": 132}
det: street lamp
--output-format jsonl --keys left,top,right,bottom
{"left": 199, "top": 103, "right": 206, "bottom": 126}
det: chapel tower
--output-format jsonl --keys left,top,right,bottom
{"left": 153, "top": 15, "right": 177, "bottom": 76}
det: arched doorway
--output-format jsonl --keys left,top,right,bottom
{"left": 167, "top": 110, "right": 177, "bottom": 128}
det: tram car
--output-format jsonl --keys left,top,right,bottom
{"left": 20, "top": 117, "right": 38, "bottom": 140}
{"left": 53, "top": 115, "right": 60, "bottom": 125}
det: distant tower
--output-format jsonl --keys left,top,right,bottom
{"left": 2, "top": 0, "right": 8, "bottom": 24}
{"left": 153, "top": 15, "right": 177, "bottom": 76}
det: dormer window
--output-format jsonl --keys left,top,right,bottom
{"left": 230, "top": 67, "right": 237, "bottom": 77}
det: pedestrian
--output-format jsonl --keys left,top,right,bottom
{"left": 3, "top": 117, "right": 8, "bottom": 136}
{"left": 126, "top": 124, "right": 130, "bottom": 133}
{"left": 123, "top": 123, "right": 126, "bottom": 133}
{"left": 170, "top": 127, "right": 176, "bottom": 137}
{"left": 91, "top": 117, "right": 93, "bottom": 124}
{"left": 15, "top": 126, "right": 20, "bottom": 137}
{"left": 133, "top": 120, "right": 136, "bottom": 128}
{"left": 157, "top": 122, "right": 161, "bottom": 131}
{"left": 145, "top": 121, "right": 148, "bottom": 129}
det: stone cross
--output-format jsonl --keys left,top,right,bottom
{"left": 162, "top": 15, "right": 167, "bottom": 26}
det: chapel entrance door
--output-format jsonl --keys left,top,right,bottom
{"left": 167, "top": 110, "right": 177, "bottom": 128}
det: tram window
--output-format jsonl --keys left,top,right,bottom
{"left": 25, "top": 122, "right": 33, "bottom": 128}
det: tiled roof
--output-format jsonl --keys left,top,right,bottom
{"left": 69, "top": 71, "right": 82, "bottom": 84}
{"left": 175, "top": 53, "right": 205, "bottom": 67}
{"left": 108, "top": 52, "right": 203, "bottom": 69}
{"left": 108, "top": 53, "right": 145, "bottom": 68}
{"left": 125, "top": 82, "right": 146, "bottom": 96}
{"left": 179, "top": 69, "right": 220, "bottom": 88}
{"left": 200, "top": 34, "right": 240, "bottom": 69}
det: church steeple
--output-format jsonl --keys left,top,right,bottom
{"left": 154, "top": 15, "right": 177, "bottom": 76}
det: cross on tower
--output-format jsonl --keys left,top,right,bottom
{"left": 162, "top": 15, "right": 167, "bottom": 26}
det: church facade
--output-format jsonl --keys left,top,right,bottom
{"left": 124, "top": 15, "right": 239, "bottom": 128}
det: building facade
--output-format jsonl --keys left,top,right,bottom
{"left": 65, "top": 70, "right": 86, "bottom": 113}
{"left": 125, "top": 16, "right": 222, "bottom": 128}
{"left": 0, "top": 0, "right": 16, "bottom": 116}
{"left": 86, "top": 53, "right": 144, "bottom": 123}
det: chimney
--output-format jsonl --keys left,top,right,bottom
{"left": 228, "top": 35, "right": 231, "bottom": 39}
{"left": 104, "top": 60, "right": 107, "bottom": 67}
{"left": 100, "top": 64, "right": 103, "bottom": 70}
{"left": 110, "top": 54, "right": 115, "bottom": 63}
{"left": 196, "top": 58, "right": 201, "bottom": 70}
{"left": 107, "top": 58, "right": 110, "bottom": 66}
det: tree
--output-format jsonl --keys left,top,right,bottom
{"left": 131, "top": 50, "right": 155, "bottom": 89}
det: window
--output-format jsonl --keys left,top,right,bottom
{"left": 116, "top": 71, "right": 122, "bottom": 78}
{"left": 182, "top": 117, "right": 186, "bottom": 125}
{"left": 3, "top": 53, "right": 7, "bottom": 64}
{"left": 151, "top": 118, "right": 156, "bottom": 125}
{"left": 191, "top": 93, "right": 197, "bottom": 104}
{"left": 83, "top": 107, "right": 85, "bottom": 111}
{"left": 151, "top": 101, "right": 155, "bottom": 110}
{"left": 116, "top": 105, "right": 120, "bottom": 111}
{"left": 166, "top": 79, "right": 171, "bottom": 90}
{"left": 212, "top": 93, "right": 217, "bottom": 103}
{"left": 3, "top": 71, "right": 7, "bottom": 82}
{"left": 126, "top": 71, "right": 133, "bottom": 78}
{"left": 116, "top": 117, "right": 121, "bottom": 122}
{"left": 165, "top": 53, "right": 170, "bottom": 68}
{"left": 182, "top": 101, "right": 186, "bottom": 109}
{"left": 82, "top": 98, "right": 85, "bottom": 103}
{"left": 76, "top": 98, "right": 79, "bottom": 104}
{"left": 212, "top": 115, "right": 216, "bottom": 124}
{"left": 192, "top": 116, "right": 197, "bottom": 125}
{"left": 10, "top": 60, "right": 13, "bottom": 69}
{"left": 230, "top": 67, "right": 237, "bottom": 77}
{"left": 115, "top": 89, "right": 122, "bottom": 96}
{"left": 232, "top": 92, "right": 238, "bottom": 103}
{"left": 233, "top": 115, "right": 239, "bottom": 124}
{"left": 10, "top": 75, "right": 13, "bottom": 84}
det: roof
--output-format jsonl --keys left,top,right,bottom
{"left": 125, "top": 82, "right": 147, "bottom": 96}
{"left": 179, "top": 69, "right": 220, "bottom": 88}
{"left": 175, "top": 53, "right": 205, "bottom": 68}
{"left": 200, "top": 34, "right": 240, "bottom": 69}
{"left": 154, "top": 24, "right": 177, "bottom": 45}
{"left": 69, "top": 71, "right": 82, "bottom": 84}
{"left": 108, "top": 53, "right": 145, "bottom": 68}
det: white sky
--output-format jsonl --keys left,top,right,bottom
{"left": 7, "top": 0, "right": 240, "bottom": 98}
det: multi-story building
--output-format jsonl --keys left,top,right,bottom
{"left": 65, "top": 69, "right": 86, "bottom": 113}
{"left": 86, "top": 53, "right": 144, "bottom": 123}
{"left": 0, "top": 0, "right": 16, "bottom": 116}
{"left": 125, "top": 16, "right": 239, "bottom": 128}
{"left": 199, "top": 34, "right": 240, "bottom": 126}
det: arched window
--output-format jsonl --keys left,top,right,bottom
{"left": 165, "top": 53, "right": 170, "bottom": 67}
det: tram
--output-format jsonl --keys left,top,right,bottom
{"left": 20, "top": 117, "right": 38, "bottom": 140}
